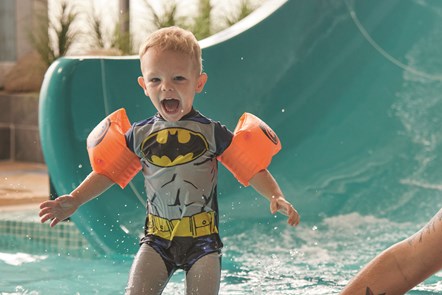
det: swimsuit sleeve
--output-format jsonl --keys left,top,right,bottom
{"left": 213, "top": 122, "right": 234, "bottom": 156}
{"left": 125, "top": 124, "right": 136, "bottom": 153}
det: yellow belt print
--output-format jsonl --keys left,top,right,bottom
{"left": 147, "top": 211, "right": 218, "bottom": 240}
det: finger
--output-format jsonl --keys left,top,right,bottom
{"left": 40, "top": 200, "right": 58, "bottom": 209}
{"left": 287, "top": 208, "right": 300, "bottom": 226}
{"left": 40, "top": 213, "right": 54, "bottom": 224}
{"left": 288, "top": 214, "right": 300, "bottom": 226}
{"left": 38, "top": 206, "right": 55, "bottom": 217}
{"left": 287, "top": 213, "right": 295, "bottom": 226}
{"left": 50, "top": 218, "right": 60, "bottom": 227}
{"left": 277, "top": 201, "right": 291, "bottom": 216}
{"left": 293, "top": 212, "right": 300, "bottom": 226}
{"left": 270, "top": 200, "right": 279, "bottom": 214}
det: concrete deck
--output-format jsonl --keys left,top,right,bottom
{"left": 0, "top": 161, "right": 49, "bottom": 210}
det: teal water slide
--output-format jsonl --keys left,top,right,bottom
{"left": 39, "top": 0, "right": 442, "bottom": 255}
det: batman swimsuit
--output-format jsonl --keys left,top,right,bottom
{"left": 125, "top": 109, "right": 233, "bottom": 277}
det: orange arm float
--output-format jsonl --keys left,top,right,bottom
{"left": 86, "top": 108, "right": 142, "bottom": 188}
{"left": 218, "top": 113, "right": 281, "bottom": 186}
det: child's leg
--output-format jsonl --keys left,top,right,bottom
{"left": 185, "top": 252, "right": 221, "bottom": 295}
{"left": 125, "top": 243, "right": 170, "bottom": 295}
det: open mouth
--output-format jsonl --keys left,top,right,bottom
{"left": 161, "top": 98, "right": 180, "bottom": 114}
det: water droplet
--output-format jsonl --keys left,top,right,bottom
{"left": 281, "top": 109, "right": 285, "bottom": 112}
{"left": 312, "top": 225, "right": 318, "bottom": 231}
{"left": 78, "top": 164, "right": 83, "bottom": 168}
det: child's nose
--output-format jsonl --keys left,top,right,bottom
{"left": 161, "top": 82, "right": 174, "bottom": 91}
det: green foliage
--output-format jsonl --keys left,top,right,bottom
{"left": 89, "top": 8, "right": 105, "bottom": 49}
{"left": 224, "top": 0, "right": 257, "bottom": 27}
{"left": 32, "top": 0, "right": 263, "bottom": 59}
{"left": 112, "top": 22, "right": 133, "bottom": 55}
{"left": 30, "top": 0, "right": 80, "bottom": 66}
{"left": 87, "top": 6, "right": 132, "bottom": 55}
{"left": 30, "top": 7, "right": 52, "bottom": 66}
{"left": 191, "top": 0, "right": 213, "bottom": 40}
{"left": 140, "top": 0, "right": 261, "bottom": 41}
{"left": 141, "top": 0, "right": 187, "bottom": 30}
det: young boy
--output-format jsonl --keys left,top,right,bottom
{"left": 39, "top": 26, "right": 300, "bottom": 295}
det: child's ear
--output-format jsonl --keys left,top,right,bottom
{"left": 137, "top": 76, "right": 149, "bottom": 96}
{"left": 195, "top": 73, "right": 208, "bottom": 93}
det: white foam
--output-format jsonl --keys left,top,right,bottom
{"left": 0, "top": 252, "right": 48, "bottom": 266}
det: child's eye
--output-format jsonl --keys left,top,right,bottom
{"left": 149, "top": 78, "right": 160, "bottom": 83}
{"left": 174, "top": 76, "right": 186, "bottom": 81}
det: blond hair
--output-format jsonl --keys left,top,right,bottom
{"left": 139, "top": 26, "right": 203, "bottom": 73}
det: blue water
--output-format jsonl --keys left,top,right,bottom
{"left": 1, "top": 214, "right": 441, "bottom": 294}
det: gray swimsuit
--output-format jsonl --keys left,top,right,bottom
{"left": 124, "top": 109, "right": 232, "bottom": 294}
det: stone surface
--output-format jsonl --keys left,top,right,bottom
{"left": 0, "top": 161, "right": 48, "bottom": 206}
{"left": 0, "top": 92, "right": 43, "bottom": 163}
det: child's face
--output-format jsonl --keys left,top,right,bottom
{"left": 138, "top": 48, "right": 207, "bottom": 122}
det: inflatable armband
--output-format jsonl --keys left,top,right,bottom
{"left": 218, "top": 113, "right": 281, "bottom": 186}
{"left": 87, "top": 108, "right": 142, "bottom": 188}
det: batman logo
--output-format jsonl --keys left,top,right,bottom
{"left": 259, "top": 123, "right": 279, "bottom": 145}
{"left": 141, "top": 128, "right": 208, "bottom": 167}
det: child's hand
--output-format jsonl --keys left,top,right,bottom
{"left": 39, "top": 195, "right": 80, "bottom": 227}
{"left": 270, "top": 196, "right": 300, "bottom": 226}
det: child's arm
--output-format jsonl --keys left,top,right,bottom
{"left": 249, "top": 169, "right": 300, "bottom": 226}
{"left": 39, "top": 171, "right": 114, "bottom": 227}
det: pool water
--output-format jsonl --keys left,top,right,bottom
{"left": 1, "top": 213, "right": 441, "bottom": 294}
